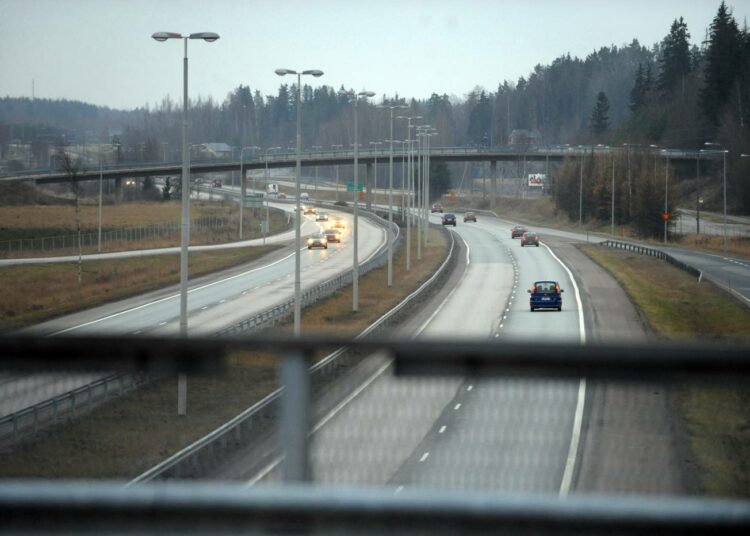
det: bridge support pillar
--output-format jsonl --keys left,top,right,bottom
{"left": 491, "top": 160, "right": 497, "bottom": 205}
{"left": 114, "top": 177, "right": 123, "bottom": 204}
{"left": 365, "top": 162, "right": 373, "bottom": 211}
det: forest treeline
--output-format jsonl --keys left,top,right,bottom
{"left": 1, "top": 2, "right": 749, "bottom": 228}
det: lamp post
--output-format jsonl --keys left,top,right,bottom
{"left": 378, "top": 104, "right": 407, "bottom": 287}
{"left": 239, "top": 145, "right": 259, "bottom": 240}
{"left": 611, "top": 147, "right": 615, "bottom": 236}
{"left": 152, "top": 30, "right": 219, "bottom": 416}
{"left": 339, "top": 89, "right": 375, "bottom": 312}
{"left": 662, "top": 149, "right": 670, "bottom": 244}
{"left": 369, "top": 141, "right": 382, "bottom": 209}
{"left": 577, "top": 146, "right": 585, "bottom": 226}
{"left": 623, "top": 143, "right": 640, "bottom": 220}
{"left": 396, "top": 115, "right": 421, "bottom": 270}
{"left": 332, "top": 144, "right": 343, "bottom": 201}
{"left": 275, "top": 68, "right": 324, "bottom": 336}
{"left": 705, "top": 143, "right": 729, "bottom": 256}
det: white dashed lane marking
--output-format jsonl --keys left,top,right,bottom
{"left": 419, "top": 452, "right": 430, "bottom": 462}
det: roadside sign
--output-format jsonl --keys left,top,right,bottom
{"left": 243, "top": 193, "right": 264, "bottom": 208}
{"left": 450, "top": 191, "right": 457, "bottom": 201}
{"left": 260, "top": 220, "right": 269, "bottom": 233}
{"left": 347, "top": 182, "right": 364, "bottom": 192}
{"left": 662, "top": 211, "right": 670, "bottom": 221}
{"left": 358, "top": 191, "right": 365, "bottom": 201}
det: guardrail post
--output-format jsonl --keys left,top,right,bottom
{"left": 280, "top": 349, "right": 312, "bottom": 483}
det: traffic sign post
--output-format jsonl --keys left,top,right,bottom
{"left": 662, "top": 211, "right": 670, "bottom": 221}
{"left": 346, "top": 182, "right": 364, "bottom": 192}
{"left": 244, "top": 193, "right": 264, "bottom": 209}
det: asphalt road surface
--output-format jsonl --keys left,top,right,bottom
{"left": 250, "top": 211, "right": 692, "bottom": 495}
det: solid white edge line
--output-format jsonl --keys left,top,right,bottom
{"left": 244, "top": 358, "right": 392, "bottom": 488}
{"left": 51, "top": 209, "right": 385, "bottom": 336}
{"left": 540, "top": 241, "right": 587, "bottom": 498}
{"left": 415, "top": 229, "right": 469, "bottom": 336}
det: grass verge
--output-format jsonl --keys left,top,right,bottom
{"left": 0, "top": 246, "right": 280, "bottom": 333}
{"left": 0, "top": 200, "right": 291, "bottom": 258}
{"left": 579, "top": 243, "right": 750, "bottom": 497}
{"left": 0, "top": 227, "right": 449, "bottom": 479}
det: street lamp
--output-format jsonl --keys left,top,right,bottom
{"left": 661, "top": 149, "right": 670, "bottom": 244}
{"left": 152, "top": 30, "right": 219, "bottom": 416}
{"left": 705, "top": 142, "right": 729, "bottom": 256}
{"left": 332, "top": 144, "right": 343, "bottom": 201}
{"left": 396, "top": 115, "right": 422, "bottom": 270}
{"left": 369, "top": 141, "right": 382, "bottom": 209}
{"left": 622, "top": 143, "right": 640, "bottom": 220}
{"left": 276, "top": 68, "right": 324, "bottom": 336}
{"left": 339, "top": 88, "right": 375, "bottom": 312}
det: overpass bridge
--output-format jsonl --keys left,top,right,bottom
{"left": 0, "top": 146, "right": 716, "bottom": 187}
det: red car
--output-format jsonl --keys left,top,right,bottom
{"left": 431, "top": 203, "right": 444, "bottom": 213}
{"left": 521, "top": 232, "right": 540, "bottom": 247}
{"left": 511, "top": 225, "right": 528, "bottom": 238}
{"left": 464, "top": 212, "right": 477, "bottom": 223}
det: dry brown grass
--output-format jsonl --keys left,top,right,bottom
{"left": 0, "top": 226, "right": 450, "bottom": 479}
{"left": 675, "top": 234, "right": 750, "bottom": 260}
{"left": 0, "top": 200, "right": 291, "bottom": 258}
{"left": 0, "top": 246, "right": 280, "bottom": 332}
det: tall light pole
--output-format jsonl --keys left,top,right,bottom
{"left": 276, "top": 68, "right": 324, "bottom": 336}
{"left": 397, "top": 115, "right": 421, "bottom": 270}
{"left": 578, "top": 146, "right": 585, "bottom": 226}
{"left": 339, "top": 89, "right": 375, "bottom": 311}
{"left": 378, "top": 104, "right": 408, "bottom": 287}
{"left": 369, "top": 141, "right": 382, "bottom": 208}
{"left": 611, "top": 147, "right": 615, "bottom": 236}
{"left": 623, "top": 143, "right": 640, "bottom": 220}
{"left": 152, "top": 30, "right": 219, "bottom": 416}
{"left": 705, "top": 142, "right": 729, "bottom": 256}
{"left": 239, "top": 145, "right": 259, "bottom": 240}
{"left": 332, "top": 144, "right": 343, "bottom": 201}
{"left": 662, "top": 149, "right": 670, "bottom": 244}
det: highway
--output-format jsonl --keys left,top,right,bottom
{"left": 2, "top": 205, "right": 386, "bottom": 419}
{"left": 247, "top": 210, "right": 689, "bottom": 494}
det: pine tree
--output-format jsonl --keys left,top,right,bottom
{"left": 590, "top": 91, "right": 610, "bottom": 135}
{"left": 630, "top": 63, "right": 647, "bottom": 112}
{"left": 699, "top": 1, "right": 743, "bottom": 126}
{"left": 658, "top": 17, "right": 692, "bottom": 96}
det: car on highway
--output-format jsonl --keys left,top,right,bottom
{"left": 528, "top": 280, "right": 564, "bottom": 311}
{"left": 213, "top": 179, "right": 223, "bottom": 188}
{"left": 521, "top": 231, "right": 540, "bottom": 247}
{"left": 303, "top": 206, "right": 317, "bottom": 215}
{"left": 511, "top": 225, "right": 528, "bottom": 238}
{"left": 306, "top": 233, "right": 328, "bottom": 249}
{"left": 323, "top": 228, "right": 342, "bottom": 243}
{"left": 441, "top": 213, "right": 457, "bottom": 226}
{"left": 464, "top": 211, "right": 477, "bottom": 223}
{"left": 332, "top": 219, "right": 346, "bottom": 230}
{"left": 300, "top": 192, "right": 310, "bottom": 200}
{"left": 277, "top": 192, "right": 287, "bottom": 199}
{"left": 316, "top": 212, "right": 329, "bottom": 222}
{"left": 431, "top": 203, "right": 444, "bottom": 213}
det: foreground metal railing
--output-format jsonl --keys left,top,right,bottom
{"left": 0, "top": 335, "right": 749, "bottom": 533}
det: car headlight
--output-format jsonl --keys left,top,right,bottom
{"left": 307, "top": 239, "right": 313, "bottom": 244}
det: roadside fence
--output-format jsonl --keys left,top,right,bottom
{"left": 0, "top": 215, "right": 228, "bottom": 258}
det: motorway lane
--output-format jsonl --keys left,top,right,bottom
{"left": 22, "top": 209, "right": 383, "bottom": 337}
{"left": 2, "top": 209, "right": 385, "bottom": 418}
{"left": 247, "top": 216, "right": 587, "bottom": 493}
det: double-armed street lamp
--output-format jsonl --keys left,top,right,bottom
{"left": 704, "top": 142, "right": 729, "bottom": 256}
{"left": 275, "top": 68, "right": 324, "bottom": 337}
{"left": 339, "top": 89, "right": 376, "bottom": 312}
{"left": 152, "top": 30, "right": 219, "bottom": 416}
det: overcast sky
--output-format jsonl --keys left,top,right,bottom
{"left": 1, "top": 0, "right": 749, "bottom": 110}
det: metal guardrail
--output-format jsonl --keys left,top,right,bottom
{"left": 600, "top": 240, "right": 702, "bottom": 280}
{"left": 0, "top": 372, "right": 145, "bottom": 449}
{"left": 0, "top": 203, "right": 396, "bottom": 448}
{"left": 128, "top": 225, "right": 455, "bottom": 484}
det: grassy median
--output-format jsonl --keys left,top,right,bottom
{"left": 580, "top": 244, "right": 750, "bottom": 497}
{"left": 0, "top": 246, "right": 281, "bottom": 333}
{"left": 0, "top": 227, "right": 449, "bottom": 479}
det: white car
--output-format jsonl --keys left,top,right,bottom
{"left": 300, "top": 192, "right": 310, "bottom": 200}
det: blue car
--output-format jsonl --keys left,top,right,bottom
{"left": 528, "top": 280, "right": 564, "bottom": 311}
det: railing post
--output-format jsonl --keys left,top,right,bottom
{"left": 280, "top": 349, "right": 312, "bottom": 483}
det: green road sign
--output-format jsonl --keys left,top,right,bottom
{"left": 243, "top": 193, "right": 264, "bottom": 208}
{"left": 346, "top": 182, "right": 364, "bottom": 192}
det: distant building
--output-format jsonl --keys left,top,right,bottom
{"left": 508, "top": 129, "right": 542, "bottom": 148}
{"left": 193, "top": 142, "right": 233, "bottom": 160}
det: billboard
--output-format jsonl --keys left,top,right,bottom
{"left": 528, "top": 173, "right": 546, "bottom": 188}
